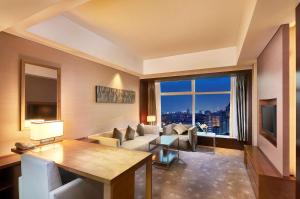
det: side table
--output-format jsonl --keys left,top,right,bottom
{"left": 197, "top": 132, "right": 216, "bottom": 151}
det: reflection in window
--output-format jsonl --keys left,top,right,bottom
{"left": 161, "top": 95, "right": 192, "bottom": 125}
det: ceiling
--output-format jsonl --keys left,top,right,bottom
{"left": 66, "top": 0, "right": 247, "bottom": 59}
{"left": 2, "top": 0, "right": 298, "bottom": 76}
{"left": 0, "top": 0, "right": 59, "bottom": 31}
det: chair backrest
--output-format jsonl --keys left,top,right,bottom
{"left": 20, "top": 154, "right": 62, "bottom": 199}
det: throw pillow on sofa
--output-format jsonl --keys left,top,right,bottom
{"left": 173, "top": 123, "right": 188, "bottom": 135}
{"left": 113, "top": 128, "right": 123, "bottom": 145}
{"left": 125, "top": 125, "right": 136, "bottom": 140}
{"left": 136, "top": 123, "right": 144, "bottom": 136}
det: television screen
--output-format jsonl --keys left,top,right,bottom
{"left": 261, "top": 105, "right": 276, "bottom": 137}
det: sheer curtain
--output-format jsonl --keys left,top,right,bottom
{"left": 230, "top": 76, "right": 239, "bottom": 139}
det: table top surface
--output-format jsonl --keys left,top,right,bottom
{"left": 197, "top": 132, "right": 216, "bottom": 137}
{"left": 27, "top": 140, "right": 152, "bottom": 184}
{"left": 150, "top": 135, "right": 178, "bottom": 146}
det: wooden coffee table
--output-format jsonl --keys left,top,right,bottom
{"left": 148, "top": 135, "right": 179, "bottom": 168}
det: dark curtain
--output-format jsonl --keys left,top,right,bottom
{"left": 147, "top": 81, "right": 156, "bottom": 123}
{"left": 236, "top": 74, "right": 248, "bottom": 142}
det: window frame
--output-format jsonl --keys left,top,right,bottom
{"left": 159, "top": 78, "right": 232, "bottom": 137}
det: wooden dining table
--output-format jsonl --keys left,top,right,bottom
{"left": 27, "top": 140, "right": 153, "bottom": 199}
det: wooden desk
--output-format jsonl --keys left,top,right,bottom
{"left": 0, "top": 154, "right": 21, "bottom": 199}
{"left": 27, "top": 140, "right": 152, "bottom": 199}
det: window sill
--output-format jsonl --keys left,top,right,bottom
{"left": 215, "top": 135, "right": 235, "bottom": 139}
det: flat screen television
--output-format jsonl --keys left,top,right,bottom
{"left": 260, "top": 100, "right": 277, "bottom": 146}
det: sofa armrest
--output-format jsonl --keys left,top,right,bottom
{"left": 49, "top": 178, "right": 103, "bottom": 199}
{"left": 188, "top": 126, "right": 198, "bottom": 152}
{"left": 88, "top": 135, "right": 120, "bottom": 147}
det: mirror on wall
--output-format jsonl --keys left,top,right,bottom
{"left": 20, "top": 59, "right": 61, "bottom": 130}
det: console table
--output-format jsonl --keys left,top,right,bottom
{"left": 244, "top": 145, "right": 295, "bottom": 199}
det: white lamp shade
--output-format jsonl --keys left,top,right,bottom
{"left": 147, "top": 115, "right": 156, "bottom": 122}
{"left": 30, "top": 121, "right": 64, "bottom": 141}
{"left": 24, "top": 119, "right": 45, "bottom": 128}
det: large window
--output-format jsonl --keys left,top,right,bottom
{"left": 161, "top": 95, "right": 192, "bottom": 125}
{"left": 160, "top": 76, "right": 231, "bottom": 136}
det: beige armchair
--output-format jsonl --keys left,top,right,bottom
{"left": 162, "top": 123, "right": 198, "bottom": 151}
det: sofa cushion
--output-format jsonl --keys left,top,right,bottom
{"left": 125, "top": 126, "right": 135, "bottom": 140}
{"left": 173, "top": 123, "right": 188, "bottom": 135}
{"left": 163, "top": 123, "right": 177, "bottom": 135}
{"left": 136, "top": 123, "right": 144, "bottom": 136}
{"left": 143, "top": 125, "right": 159, "bottom": 134}
{"left": 122, "top": 134, "right": 159, "bottom": 151}
{"left": 112, "top": 128, "right": 123, "bottom": 145}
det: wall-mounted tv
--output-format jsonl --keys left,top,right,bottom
{"left": 260, "top": 99, "right": 277, "bottom": 146}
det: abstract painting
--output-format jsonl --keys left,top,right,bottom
{"left": 96, "top": 86, "right": 135, "bottom": 104}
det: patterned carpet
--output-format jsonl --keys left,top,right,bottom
{"left": 135, "top": 147, "right": 255, "bottom": 199}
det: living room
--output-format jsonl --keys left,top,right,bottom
{"left": 0, "top": 0, "right": 299, "bottom": 199}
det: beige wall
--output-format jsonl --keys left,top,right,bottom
{"left": 257, "top": 25, "right": 289, "bottom": 176}
{"left": 289, "top": 25, "right": 296, "bottom": 176}
{"left": 0, "top": 32, "right": 139, "bottom": 143}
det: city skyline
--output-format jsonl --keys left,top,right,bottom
{"left": 160, "top": 76, "right": 231, "bottom": 135}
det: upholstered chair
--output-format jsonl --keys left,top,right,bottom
{"left": 19, "top": 154, "right": 103, "bottom": 199}
{"left": 162, "top": 123, "right": 198, "bottom": 151}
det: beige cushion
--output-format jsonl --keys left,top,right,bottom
{"left": 125, "top": 126, "right": 135, "bottom": 140}
{"left": 112, "top": 128, "right": 123, "bottom": 145}
{"left": 143, "top": 125, "right": 159, "bottom": 134}
{"left": 136, "top": 123, "right": 144, "bottom": 136}
{"left": 173, "top": 123, "right": 188, "bottom": 135}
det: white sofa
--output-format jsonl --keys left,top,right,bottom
{"left": 88, "top": 125, "right": 160, "bottom": 151}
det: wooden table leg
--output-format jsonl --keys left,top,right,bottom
{"left": 104, "top": 183, "right": 111, "bottom": 199}
{"left": 146, "top": 156, "right": 152, "bottom": 199}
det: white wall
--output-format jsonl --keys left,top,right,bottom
{"left": 143, "top": 47, "right": 237, "bottom": 74}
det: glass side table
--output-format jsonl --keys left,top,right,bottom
{"left": 197, "top": 132, "right": 216, "bottom": 151}
{"left": 149, "top": 135, "right": 179, "bottom": 168}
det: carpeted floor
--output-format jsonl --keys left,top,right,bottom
{"left": 135, "top": 146, "right": 255, "bottom": 199}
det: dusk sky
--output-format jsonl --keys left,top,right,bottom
{"left": 161, "top": 76, "right": 231, "bottom": 113}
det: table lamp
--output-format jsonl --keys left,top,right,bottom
{"left": 147, "top": 115, "right": 156, "bottom": 125}
{"left": 30, "top": 120, "right": 64, "bottom": 143}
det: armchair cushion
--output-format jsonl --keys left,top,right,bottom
{"left": 173, "top": 123, "right": 188, "bottom": 135}
{"left": 163, "top": 123, "right": 176, "bottom": 135}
